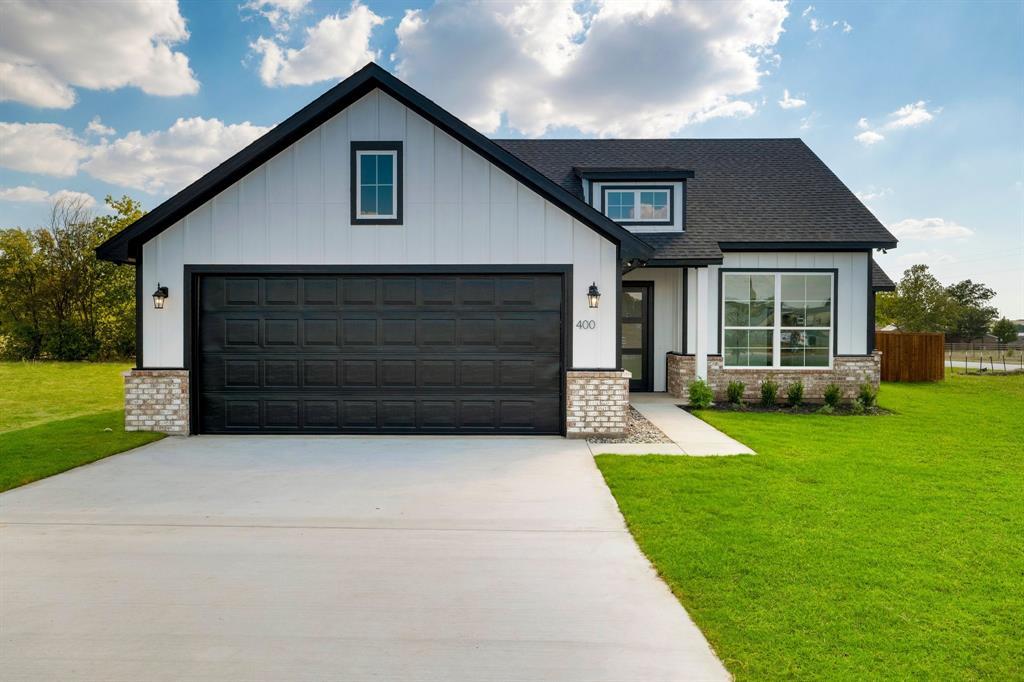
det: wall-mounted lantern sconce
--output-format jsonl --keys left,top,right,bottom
{"left": 587, "top": 282, "right": 601, "bottom": 309}
{"left": 152, "top": 283, "right": 169, "bottom": 310}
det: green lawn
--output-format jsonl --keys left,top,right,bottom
{"left": 597, "top": 374, "right": 1024, "bottom": 681}
{"left": 0, "top": 362, "right": 163, "bottom": 491}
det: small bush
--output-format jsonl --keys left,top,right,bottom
{"left": 688, "top": 379, "right": 714, "bottom": 408}
{"left": 857, "top": 382, "right": 878, "bottom": 408}
{"left": 759, "top": 377, "right": 779, "bottom": 407}
{"left": 823, "top": 383, "right": 842, "bottom": 408}
{"left": 726, "top": 380, "right": 746, "bottom": 405}
{"left": 850, "top": 399, "right": 865, "bottom": 415}
{"left": 786, "top": 381, "right": 805, "bottom": 407}
{"left": 816, "top": 404, "right": 834, "bottom": 415}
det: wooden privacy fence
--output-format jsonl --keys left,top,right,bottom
{"left": 875, "top": 332, "right": 945, "bottom": 382}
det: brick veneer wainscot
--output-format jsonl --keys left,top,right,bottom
{"left": 667, "top": 352, "right": 881, "bottom": 402}
{"left": 565, "top": 369, "right": 630, "bottom": 437}
{"left": 124, "top": 369, "right": 189, "bottom": 435}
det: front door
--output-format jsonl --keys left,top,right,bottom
{"left": 621, "top": 282, "right": 653, "bottom": 392}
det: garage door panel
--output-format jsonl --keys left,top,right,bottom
{"left": 197, "top": 273, "right": 563, "bottom": 434}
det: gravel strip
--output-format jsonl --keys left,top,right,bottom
{"left": 589, "top": 406, "right": 674, "bottom": 443}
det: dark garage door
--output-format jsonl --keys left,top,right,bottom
{"left": 195, "top": 272, "right": 564, "bottom": 434}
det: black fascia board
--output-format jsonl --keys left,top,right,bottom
{"left": 719, "top": 240, "right": 898, "bottom": 251}
{"left": 575, "top": 168, "right": 696, "bottom": 181}
{"left": 96, "top": 62, "right": 654, "bottom": 264}
{"left": 643, "top": 257, "right": 723, "bottom": 267}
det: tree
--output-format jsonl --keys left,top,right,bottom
{"left": 0, "top": 194, "right": 142, "bottom": 360}
{"left": 945, "top": 279, "right": 998, "bottom": 341}
{"left": 875, "top": 264, "right": 954, "bottom": 332}
{"left": 992, "top": 318, "right": 1018, "bottom": 344}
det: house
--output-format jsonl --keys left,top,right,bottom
{"left": 97, "top": 63, "right": 898, "bottom": 437}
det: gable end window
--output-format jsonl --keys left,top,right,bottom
{"left": 600, "top": 185, "right": 673, "bottom": 225}
{"left": 351, "top": 141, "right": 403, "bottom": 225}
{"left": 721, "top": 271, "right": 835, "bottom": 369}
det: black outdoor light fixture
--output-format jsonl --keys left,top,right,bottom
{"left": 587, "top": 282, "right": 601, "bottom": 309}
{"left": 152, "top": 283, "right": 169, "bottom": 310}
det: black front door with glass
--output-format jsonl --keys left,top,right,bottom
{"left": 621, "top": 282, "right": 653, "bottom": 392}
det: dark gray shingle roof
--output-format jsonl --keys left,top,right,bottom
{"left": 872, "top": 258, "right": 896, "bottom": 290}
{"left": 494, "top": 138, "right": 897, "bottom": 261}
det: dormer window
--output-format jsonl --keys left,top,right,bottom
{"left": 601, "top": 186, "right": 673, "bottom": 225}
{"left": 351, "top": 141, "right": 403, "bottom": 225}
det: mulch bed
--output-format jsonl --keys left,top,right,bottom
{"left": 588, "top": 406, "right": 674, "bottom": 443}
{"left": 683, "top": 403, "right": 891, "bottom": 416}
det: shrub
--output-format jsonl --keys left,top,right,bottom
{"left": 688, "top": 379, "right": 714, "bottom": 408}
{"left": 816, "top": 404, "right": 834, "bottom": 415}
{"left": 823, "top": 383, "right": 842, "bottom": 408}
{"left": 850, "top": 399, "right": 865, "bottom": 415}
{"left": 786, "top": 381, "right": 805, "bottom": 407}
{"left": 726, "top": 380, "right": 746, "bottom": 405}
{"left": 857, "top": 382, "right": 878, "bottom": 408}
{"left": 759, "top": 377, "right": 779, "bottom": 407}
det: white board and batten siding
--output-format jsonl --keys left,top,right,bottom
{"left": 141, "top": 88, "right": 618, "bottom": 369}
{"left": 698, "top": 251, "right": 871, "bottom": 357}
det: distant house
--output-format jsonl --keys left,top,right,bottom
{"left": 97, "top": 63, "right": 898, "bottom": 437}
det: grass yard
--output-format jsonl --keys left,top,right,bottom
{"left": 0, "top": 362, "right": 163, "bottom": 491}
{"left": 597, "top": 374, "right": 1024, "bottom": 681}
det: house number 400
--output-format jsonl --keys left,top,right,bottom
{"left": 576, "top": 320, "right": 596, "bottom": 330}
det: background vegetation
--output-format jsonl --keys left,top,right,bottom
{"left": 0, "top": 195, "right": 142, "bottom": 360}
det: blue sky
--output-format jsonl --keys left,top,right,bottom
{"left": 1, "top": 0, "right": 1021, "bottom": 316}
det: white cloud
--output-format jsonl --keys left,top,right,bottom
{"left": 802, "top": 5, "right": 814, "bottom": 18}
{"left": 804, "top": 6, "right": 851, "bottom": 34}
{"left": 0, "top": 122, "right": 90, "bottom": 176}
{"left": 242, "top": 0, "right": 311, "bottom": 34}
{"left": 393, "top": 0, "right": 788, "bottom": 137}
{"left": 855, "top": 130, "right": 885, "bottom": 146}
{"left": 0, "top": 185, "right": 96, "bottom": 207}
{"left": 83, "top": 117, "right": 271, "bottom": 194}
{"left": 809, "top": 17, "right": 823, "bottom": 32}
{"left": 883, "top": 101, "right": 936, "bottom": 130}
{"left": 890, "top": 217, "right": 974, "bottom": 240}
{"left": 778, "top": 89, "right": 807, "bottom": 109}
{"left": 799, "top": 112, "right": 818, "bottom": 130}
{"left": 896, "top": 250, "right": 956, "bottom": 265}
{"left": 0, "top": 0, "right": 199, "bottom": 109}
{"left": 86, "top": 116, "right": 116, "bottom": 137}
{"left": 856, "top": 117, "right": 870, "bottom": 130}
{"left": 855, "top": 186, "right": 893, "bottom": 202}
{"left": 251, "top": 1, "right": 384, "bottom": 87}
{"left": 841, "top": 21, "right": 853, "bottom": 33}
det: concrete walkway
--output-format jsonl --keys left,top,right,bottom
{"left": 591, "top": 394, "right": 754, "bottom": 456}
{"left": 0, "top": 436, "right": 728, "bottom": 682}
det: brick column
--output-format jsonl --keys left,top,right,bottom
{"left": 565, "top": 369, "right": 630, "bottom": 438}
{"left": 124, "top": 369, "right": 190, "bottom": 435}
{"left": 666, "top": 353, "right": 696, "bottom": 399}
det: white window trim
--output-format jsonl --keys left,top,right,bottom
{"left": 355, "top": 149, "right": 399, "bottom": 220}
{"left": 721, "top": 271, "right": 834, "bottom": 370}
{"left": 604, "top": 188, "right": 671, "bottom": 223}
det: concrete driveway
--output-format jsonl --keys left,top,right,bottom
{"left": 1, "top": 436, "right": 728, "bottom": 681}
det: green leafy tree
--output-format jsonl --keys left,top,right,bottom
{"left": 991, "top": 317, "right": 1018, "bottom": 344}
{"left": 0, "top": 194, "right": 142, "bottom": 360}
{"left": 875, "top": 264, "right": 954, "bottom": 332}
{"left": 945, "top": 279, "right": 998, "bottom": 340}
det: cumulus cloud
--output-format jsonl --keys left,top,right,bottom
{"left": 889, "top": 217, "right": 974, "bottom": 240}
{"left": 392, "top": 0, "right": 788, "bottom": 137}
{"left": 0, "top": 122, "right": 90, "bottom": 176}
{"left": 0, "top": 0, "right": 199, "bottom": 109}
{"left": 855, "top": 186, "right": 893, "bottom": 202}
{"left": 855, "top": 130, "right": 884, "bottom": 146}
{"left": 251, "top": 1, "right": 384, "bottom": 87}
{"left": 242, "top": 0, "right": 311, "bottom": 34}
{"left": 778, "top": 89, "right": 807, "bottom": 109}
{"left": 854, "top": 101, "right": 938, "bottom": 145}
{"left": 896, "top": 250, "right": 956, "bottom": 265}
{"left": 884, "top": 101, "right": 936, "bottom": 129}
{"left": 82, "top": 117, "right": 271, "bottom": 193}
{"left": 86, "top": 116, "right": 116, "bottom": 137}
{"left": 0, "top": 185, "right": 96, "bottom": 207}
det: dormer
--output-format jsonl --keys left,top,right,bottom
{"left": 577, "top": 167, "right": 694, "bottom": 233}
